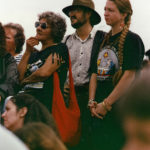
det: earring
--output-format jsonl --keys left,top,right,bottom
{"left": 120, "top": 21, "right": 125, "bottom": 29}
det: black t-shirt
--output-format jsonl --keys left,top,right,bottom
{"left": 92, "top": 31, "right": 144, "bottom": 80}
{"left": 22, "top": 43, "right": 69, "bottom": 111}
{"left": 91, "top": 31, "right": 144, "bottom": 101}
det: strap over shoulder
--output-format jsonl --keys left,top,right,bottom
{"left": 89, "top": 30, "right": 106, "bottom": 74}
{"left": 52, "top": 52, "right": 80, "bottom": 145}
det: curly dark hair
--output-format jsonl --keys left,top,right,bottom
{"left": 9, "top": 93, "right": 59, "bottom": 136}
{"left": 38, "top": 11, "right": 66, "bottom": 43}
{"left": 4, "top": 23, "right": 25, "bottom": 54}
{"left": 0, "top": 22, "right": 6, "bottom": 56}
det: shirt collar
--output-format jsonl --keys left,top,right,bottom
{"left": 73, "top": 28, "right": 96, "bottom": 42}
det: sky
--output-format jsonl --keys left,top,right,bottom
{"left": 0, "top": 0, "right": 150, "bottom": 51}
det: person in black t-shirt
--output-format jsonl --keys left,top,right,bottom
{"left": 18, "top": 11, "right": 69, "bottom": 111}
{"left": 88, "top": 0, "right": 145, "bottom": 150}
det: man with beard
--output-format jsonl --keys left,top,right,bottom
{"left": 62, "top": 0, "right": 105, "bottom": 149}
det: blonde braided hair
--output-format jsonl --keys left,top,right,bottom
{"left": 112, "top": 17, "right": 131, "bottom": 85}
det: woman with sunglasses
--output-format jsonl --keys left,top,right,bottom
{"left": 18, "top": 11, "right": 68, "bottom": 112}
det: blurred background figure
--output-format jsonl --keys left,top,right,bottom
{"left": 2, "top": 93, "right": 58, "bottom": 136}
{"left": 4, "top": 23, "right": 25, "bottom": 64}
{"left": 145, "top": 49, "right": 150, "bottom": 60}
{"left": 118, "top": 69, "right": 150, "bottom": 150}
{"left": 0, "top": 124, "right": 28, "bottom": 150}
{"left": 15, "top": 122, "right": 67, "bottom": 150}
{"left": 0, "top": 22, "right": 19, "bottom": 114}
{"left": 142, "top": 49, "right": 150, "bottom": 68}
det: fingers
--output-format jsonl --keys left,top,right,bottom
{"left": 27, "top": 37, "right": 39, "bottom": 48}
{"left": 64, "top": 87, "right": 70, "bottom": 97}
{"left": 64, "top": 84, "right": 70, "bottom": 98}
{"left": 91, "top": 108, "right": 104, "bottom": 119}
{"left": 51, "top": 53, "right": 63, "bottom": 65}
{"left": 93, "top": 112, "right": 104, "bottom": 119}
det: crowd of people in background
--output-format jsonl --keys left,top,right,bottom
{"left": 0, "top": 0, "right": 149, "bottom": 150}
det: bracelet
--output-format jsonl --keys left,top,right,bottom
{"left": 102, "top": 101, "right": 112, "bottom": 111}
{"left": 87, "top": 99, "right": 97, "bottom": 108}
{"left": 102, "top": 101, "right": 108, "bottom": 112}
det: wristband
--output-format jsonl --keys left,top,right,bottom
{"left": 88, "top": 99, "right": 97, "bottom": 108}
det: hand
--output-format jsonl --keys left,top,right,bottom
{"left": 63, "top": 83, "right": 70, "bottom": 99}
{"left": 20, "top": 78, "right": 29, "bottom": 86}
{"left": 51, "top": 53, "right": 63, "bottom": 65}
{"left": 94, "top": 102, "right": 108, "bottom": 119}
{"left": 26, "top": 37, "right": 39, "bottom": 53}
{"left": 90, "top": 107, "right": 103, "bottom": 119}
{"left": 89, "top": 101, "right": 103, "bottom": 119}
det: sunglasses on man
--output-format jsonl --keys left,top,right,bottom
{"left": 35, "top": 21, "right": 49, "bottom": 29}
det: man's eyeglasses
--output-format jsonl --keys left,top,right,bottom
{"left": 35, "top": 21, "right": 49, "bottom": 29}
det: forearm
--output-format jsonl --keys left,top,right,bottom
{"left": 22, "top": 63, "right": 60, "bottom": 84}
{"left": 105, "top": 70, "right": 136, "bottom": 105}
{"left": 18, "top": 51, "right": 31, "bottom": 81}
{"left": 89, "top": 73, "right": 97, "bottom": 100}
{"left": 21, "top": 69, "right": 48, "bottom": 84}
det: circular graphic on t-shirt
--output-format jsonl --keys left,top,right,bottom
{"left": 97, "top": 45, "right": 119, "bottom": 81}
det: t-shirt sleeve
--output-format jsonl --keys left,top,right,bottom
{"left": 123, "top": 31, "right": 145, "bottom": 70}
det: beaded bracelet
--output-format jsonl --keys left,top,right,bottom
{"left": 87, "top": 99, "right": 97, "bottom": 108}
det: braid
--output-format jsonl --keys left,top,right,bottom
{"left": 118, "top": 17, "right": 131, "bottom": 68}
{"left": 113, "top": 17, "right": 131, "bottom": 86}
{"left": 99, "top": 30, "right": 112, "bottom": 50}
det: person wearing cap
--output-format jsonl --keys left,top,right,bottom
{"left": 88, "top": 0, "right": 145, "bottom": 150}
{"left": 62, "top": 0, "right": 105, "bottom": 149}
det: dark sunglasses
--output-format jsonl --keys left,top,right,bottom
{"left": 35, "top": 21, "right": 49, "bottom": 29}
